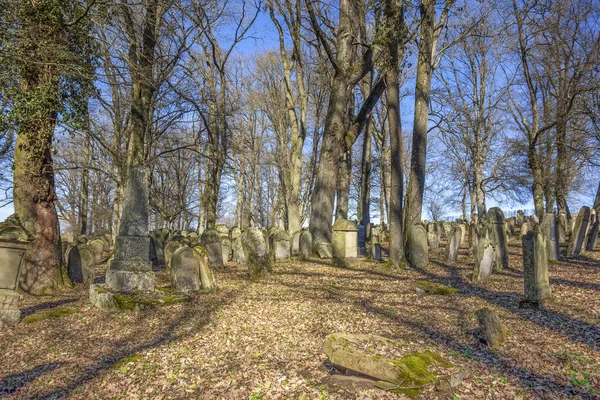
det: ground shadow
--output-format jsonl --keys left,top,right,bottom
{"left": 0, "top": 363, "right": 66, "bottom": 396}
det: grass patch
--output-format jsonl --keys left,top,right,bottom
{"left": 21, "top": 308, "right": 81, "bottom": 324}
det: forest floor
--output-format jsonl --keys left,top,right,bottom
{"left": 1, "top": 241, "right": 599, "bottom": 399}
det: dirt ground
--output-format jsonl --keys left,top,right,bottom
{"left": 1, "top": 240, "right": 599, "bottom": 399}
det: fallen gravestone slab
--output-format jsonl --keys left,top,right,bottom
{"left": 90, "top": 285, "right": 190, "bottom": 311}
{"left": 414, "top": 280, "right": 460, "bottom": 295}
{"left": 324, "top": 332, "right": 461, "bottom": 396}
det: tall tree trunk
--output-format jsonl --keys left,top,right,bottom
{"left": 80, "top": 128, "right": 91, "bottom": 236}
{"left": 593, "top": 181, "right": 600, "bottom": 216}
{"left": 555, "top": 116, "right": 568, "bottom": 215}
{"left": 335, "top": 150, "right": 352, "bottom": 220}
{"left": 359, "top": 120, "right": 372, "bottom": 227}
{"left": 405, "top": 0, "right": 435, "bottom": 228}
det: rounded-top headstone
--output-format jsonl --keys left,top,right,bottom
{"left": 171, "top": 246, "right": 201, "bottom": 292}
{"left": 242, "top": 227, "right": 272, "bottom": 279}
{"left": 201, "top": 228, "right": 224, "bottom": 269}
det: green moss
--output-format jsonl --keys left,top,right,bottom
{"left": 414, "top": 280, "right": 460, "bottom": 295}
{"left": 22, "top": 308, "right": 81, "bottom": 324}
{"left": 112, "top": 354, "right": 143, "bottom": 369}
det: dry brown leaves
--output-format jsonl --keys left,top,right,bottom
{"left": 1, "top": 241, "right": 599, "bottom": 399}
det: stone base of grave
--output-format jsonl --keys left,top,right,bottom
{"left": 0, "top": 289, "right": 21, "bottom": 325}
{"left": 106, "top": 269, "right": 155, "bottom": 293}
{"left": 90, "top": 284, "right": 190, "bottom": 311}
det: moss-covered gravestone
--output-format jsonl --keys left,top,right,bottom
{"left": 201, "top": 229, "right": 224, "bottom": 270}
{"left": 520, "top": 225, "right": 551, "bottom": 309}
{"left": 541, "top": 213, "right": 560, "bottom": 261}
{"left": 241, "top": 227, "right": 272, "bottom": 279}
{"left": 472, "top": 238, "right": 494, "bottom": 283}
{"left": 586, "top": 221, "right": 599, "bottom": 251}
{"left": 426, "top": 222, "right": 440, "bottom": 251}
{"left": 486, "top": 207, "right": 509, "bottom": 271}
{"left": 291, "top": 231, "right": 301, "bottom": 256}
{"left": 221, "top": 238, "right": 232, "bottom": 264}
{"left": 88, "top": 238, "right": 106, "bottom": 266}
{"left": 164, "top": 241, "right": 185, "bottom": 271}
{"left": 324, "top": 332, "right": 458, "bottom": 396}
{"left": 214, "top": 224, "right": 230, "bottom": 239}
{"left": 150, "top": 228, "right": 170, "bottom": 264}
{"left": 194, "top": 246, "right": 217, "bottom": 290}
{"left": 0, "top": 215, "right": 31, "bottom": 325}
{"left": 332, "top": 219, "right": 358, "bottom": 267}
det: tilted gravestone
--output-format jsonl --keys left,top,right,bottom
{"left": 567, "top": 206, "right": 590, "bottom": 256}
{"left": 472, "top": 238, "right": 494, "bottom": 283}
{"left": 541, "top": 213, "right": 560, "bottom": 261}
{"left": 272, "top": 230, "right": 291, "bottom": 262}
{"left": 68, "top": 244, "right": 95, "bottom": 284}
{"left": 299, "top": 231, "right": 312, "bottom": 260}
{"left": 0, "top": 214, "right": 31, "bottom": 325}
{"left": 520, "top": 225, "right": 551, "bottom": 309}
{"left": 194, "top": 246, "right": 217, "bottom": 290}
{"left": 171, "top": 247, "right": 201, "bottom": 292}
{"left": 486, "top": 208, "right": 509, "bottom": 271}
{"left": 332, "top": 219, "right": 358, "bottom": 267}
{"left": 445, "top": 227, "right": 462, "bottom": 262}
{"left": 407, "top": 224, "right": 428, "bottom": 268}
{"left": 241, "top": 227, "right": 272, "bottom": 279}
{"left": 586, "top": 221, "right": 599, "bottom": 251}
{"left": 164, "top": 241, "right": 185, "bottom": 271}
{"left": 557, "top": 213, "right": 567, "bottom": 243}
{"left": 201, "top": 228, "right": 224, "bottom": 269}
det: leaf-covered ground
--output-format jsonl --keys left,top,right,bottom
{"left": 1, "top": 241, "right": 599, "bottom": 399}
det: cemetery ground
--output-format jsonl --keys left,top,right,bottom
{"left": 1, "top": 243, "right": 599, "bottom": 399}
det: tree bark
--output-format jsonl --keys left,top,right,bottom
{"left": 335, "top": 150, "right": 352, "bottom": 220}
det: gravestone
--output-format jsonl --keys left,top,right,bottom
{"left": 164, "top": 241, "right": 185, "bottom": 271}
{"left": 201, "top": 228, "right": 224, "bottom": 269}
{"left": 557, "top": 213, "right": 567, "bottom": 243}
{"left": 472, "top": 238, "right": 494, "bottom": 283}
{"left": 231, "top": 227, "right": 242, "bottom": 240}
{"left": 299, "top": 231, "right": 312, "bottom": 260}
{"left": 541, "top": 213, "right": 560, "bottom": 261}
{"left": 332, "top": 219, "right": 358, "bottom": 267}
{"left": 426, "top": 222, "right": 440, "bottom": 251}
{"left": 215, "top": 224, "right": 230, "bottom": 239}
{"left": 231, "top": 236, "right": 246, "bottom": 264}
{"left": 290, "top": 231, "right": 301, "bottom": 256}
{"left": 487, "top": 208, "right": 509, "bottom": 271}
{"left": 171, "top": 247, "right": 201, "bottom": 292}
{"left": 221, "top": 238, "right": 232, "bottom": 264}
{"left": 315, "top": 242, "right": 333, "bottom": 259}
{"left": 520, "top": 222, "right": 531, "bottom": 238}
{"left": 407, "top": 224, "right": 428, "bottom": 268}
{"left": 241, "top": 227, "right": 272, "bottom": 279}
{"left": 261, "top": 228, "right": 270, "bottom": 253}
{"left": 67, "top": 244, "right": 95, "bottom": 284}
{"left": 0, "top": 215, "right": 31, "bottom": 325}
{"left": 194, "top": 246, "right": 217, "bottom": 290}
{"left": 357, "top": 224, "right": 366, "bottom": 255}
{"left": 106, "top": 165, "right": 155, "bottom": 292}
{"left": 469, "top": 223, "right": 480, "bottom": 258}
{"left": 445, "top": 227, "right": 462, "bottom": 262}
{"left": 521, "top": 225, "right": 551, "bottom": 309}
{"left": 188, "top": 232, "right": 200, "bottom": 246}
{"left": 567, "top": 206, "right": 590, "bottom": 256}
{"left": 442, "top": 222, "right": 452, "bottom": 240}
{"left": 88, "top": 238, "right": 106, "bottom": 265}
{"left": 272, "top": 230, "right": 291, "bottom": 262}
{"left": 371, "top": 243, "right": 382, "bottom": 261}
{"left": 516, "top": 210, "right": 525, "bottom": 226}
{"left": 458, "top": 223, "right": 467, "bottom": 245}
{"left": 586, "top": 221, "right": 599, "bottom": 251}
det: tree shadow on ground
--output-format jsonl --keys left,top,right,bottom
{"left": 358, "top": 298, "right": 596, "bottom": 399}
{"left": 20, "top": 298, "right": 79, "bottom": 318}
{"left": 0, "top": 363, "right": 67, "bottom": 396}
{"left": 20, "top": 286, "right": 245, "bottom": 400}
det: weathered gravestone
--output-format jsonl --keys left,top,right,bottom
{"left": 445, "top": 227, "right": 462, "bottom": 262}
{"left": 557, "top": 213, "right": 567, "bottom": 243}
{"left": 188, "top": 232, "right": 200, "bottom": 246}
{"left": 332, "top": 219, "right": 358, "bottom": 267}
{"left": 487, "top": 208, "right": 509, "bottom": 271}
{"left": 371, "top": 243, "right": 382, "bottom": 261}
{"left": 357, "top": 224, "right": 367, "bottom": 255}
{"left": 242, "top": 227, "right": 272, "bottom": 279}
{"left": 426, "top": 223, "right": 440, "bottom": 251}
{"left": 299, "top": 231, "right": 312, "bottom": 260}
{"left": 567, "top": 206, "right": 590, "bottom": 256}
{"left": 0, "top": 215, "right": 31, "bottom": 325}
{"left": 315, "top": 242, "right": 333, "bottom": 259}
{"left": 520, "top": 225, "right": 551, "bottom": 309}
{"left": 164, "top": 241, "right": 185, "bottom": 271}
{"left": 67, "top": 243, "right": 95, "bottom": 284}
{"left": 215, "top": 224, "right": 230, "bottom": 239}
{"left": 272, "top": 230, "right": 291, "bottom": 262}
{"left": 106, "top": 165, "right": 155, "bottom": 292}
{"left": 586, "top": 221, "right": 599, "bottom": 251}
{"left": 201, "top": 229, "right": 224, "bottom": 269}
{"left": 221, "top": 238, "right": 232, "bottom": 264}
{"left": 407, "top": 224, "right": 428, "bottom": 268}
{"left": 472, "top": 238, "right": 494, "bottom": 283}
{"left": 150, "top": 229, "right": 169, "bottom": 267}
{"left": 171, "top": 247, "right": 201, "bottom": 292}
{"left": 291, "top": 231, "right": 301, "bottom": 256}
{"left": 469, "top": 223, "right": 480, "bottom": 258}
{"left": 442, "top": 222, "right": 452, "bottom": 240}
{"left": 88, "top": 238, "right": 106, "bottom": 265}
{"left": 541, "top": 213, "right": 560, "bottom": 261}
